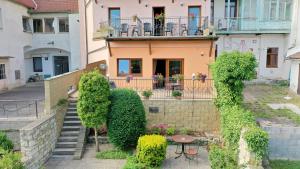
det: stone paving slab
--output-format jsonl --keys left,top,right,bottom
{"left": 45, "top": 144, "right": 211, "bottom": 169}
{"left": 268, "top": 103, "right": 300, "bottom": 116}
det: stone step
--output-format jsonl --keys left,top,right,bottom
{"left": 56, "top": 142, "right": 77, "bottom": 148}
{"left": 63, "top": 121, "right": 81, "bottom": 126}
{"left": 69, "top": 99, "right": 77, "bottom": 103}
{"left": 51, "top": 155, "right": 73, "bottom": 159}
{"left": 52, "top": 148, "right": 75, "bottom": 155}
{"left": 62, "top": 126, "right": 80, "bottom": 131}
{"left": 67, "top": 107, "right": 77, "bottom": 111}
{"left": 65, "top": 111, "right": 78, "bottom": 116}
{"left": 69, "top": 103, "right": 77, "bottom": 108}
{"left": 64, "top": 116, "right": 80, "bottom": 121}
{"left": 58, "top": 136, "right": 78, "bottom": 142}
{"left": 60, "top": 131, "right": 80, "bottom": 137}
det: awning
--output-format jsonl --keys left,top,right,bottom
{"left": 0, "top": 56, "right": 14, "bottom": 59}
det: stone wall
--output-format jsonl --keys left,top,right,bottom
{"left": 262, "top": 125, "right": 300, "bottom": 160}
{"left": 20, "top": 114, "right": 57, "bottom": 169}
{"left": 143, "top": 99, "right": 220, "bottom": 132}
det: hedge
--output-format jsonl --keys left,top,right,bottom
{"left": 107, "top": 89, "right": 146, "bottom": 150}
{"left": 0, "top": 132, "right": 13, "bottom": 151}
{"left": 209, "top": 51, "right": 269, "bottom": 168}
{"left": 0, "top": 148, "right": 24, "bottom": 169}
{"left": 136, "top": 135, "right": 167, "bottom": 167}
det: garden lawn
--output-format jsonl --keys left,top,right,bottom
{"left": 96, "top": 149, "right": 132, "bottom": 159}
{"left": 243, "top": 84, "right": 300, "bottom": 125}
{"left": 270, "top": 160, "right": 300, "bottom": 169}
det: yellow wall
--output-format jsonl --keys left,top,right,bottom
{"left": 108, "top": 40, "right": 215, "bottom": 79}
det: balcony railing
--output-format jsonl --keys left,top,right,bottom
{"left": 214, "top": 17, "right": 291, "bottom": 33}
{"left": 109, "top": 78, "right": 215, "bottom": 100}
{"left": 97, "top": 16, "right": 209, "bottom": 38}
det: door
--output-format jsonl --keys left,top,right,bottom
{"left": 109, "top": 8, "right": 121, "bottom": 30}
{"left": 0, "top": 63, "right": 7, "bottom": 90}
{"left": 153, "top": 7, "right": 165, "bottom": 36}
{"left": 298, "top": 64, "right": 300, "bottom": 94}
{"left": 54, "top": 56, "right": 69, "bottom": 76}
{"left": 188, "top": 6, "right": 201, "bottom": 35}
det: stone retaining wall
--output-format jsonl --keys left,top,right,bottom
{"left": 262, "top": 125, "right": 300, "bottom": 160}
{"left": 20, "top": 114, "right": 57, "bottom": 169}
{"left": 143, "top": 99, "right": 220, "bottom": 132}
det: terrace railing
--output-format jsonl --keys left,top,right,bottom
{"left": 215, "top": 17, "right": 291, "bottom": 33}
{"left": 98, "top": 16, "right": 209, "bottom": 38}
{"left": 109, "top": 78, "right": 215, "bottom": 99}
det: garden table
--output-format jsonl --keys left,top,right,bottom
{"left": 172, "top": 135, "right": 195, "bottom": 159}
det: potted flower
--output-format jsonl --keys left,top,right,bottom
{"left": 172, "top": 90, "right": 182, "bottom": 99}
{"left": 132, "top": 15, "right": 138, "bottom": 22}
{"left": 199, "top": 73, "right": 207, "bottom": 83}
{"left": 126, "top": 75, "right": 133, "bottom": 83}
{"left": 155, "top": 13, "right": 164, "bottom": 22}
{"left": 172, "top": 74, "right": 184, "bottom": 84}
{"left": 142, "top": 90, "right": 153, "bottom": 99}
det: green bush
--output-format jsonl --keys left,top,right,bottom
{"left": 123, "top": 156, "right": 148, "bottom": 169}
{"left": 244, "top": 126, "right": 269, "bottom": 160}
{"left": 212, "top": 51, "right": 257, "bottom": 107}
{"left": 136, "top": 135, "right": 167, "bottom": 167}
{"left": 166, "top": 127, "right": 176, "bottom": 136}
{"left": 0, "top": 132, "right": 13, "bottom": 151}
{"left": 77, "top": 70, "right": 111, "bottom": 151}
{"left": 0, "top": 148, "right": 25, "bottom": 169}
{"left": 172, "top": 90, "right": 182, "bottom": 98}
{"left": 142, "top": 90, "right": 153, "bottom": 98}
{"left": 208, "top": 145, "right": 237, "bottom": 169}
{"left": 108, "top": 89, "right": 146, "bottom": 150}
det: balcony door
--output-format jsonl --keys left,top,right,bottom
{"left": 188, "top": 6, "right": 201, "bottom": 35}
{"left": 153, "top": 59, "right": 183, "bottom": 80}
{"left": 153, "top": 7, "right": 165, "bottom": 36}
{"left": 109, "top": 8, "right": 120, "bottom": 29}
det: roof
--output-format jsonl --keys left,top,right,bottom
{"left": 289, "top": 54, "right": 300, "bottom": 60}
{"left": 0, "top": 56, "right": 14, "bottom": 59}
{"left": 31, "top": 0, "right": 78, "bottom": 13}
{"left": 14, "top": 0, "right": 36, "bottom": 8}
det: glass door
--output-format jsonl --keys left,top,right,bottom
{"left": 109, "top": 8, "right": 121, "bottom": 32}
{"left": 188, "top": 6, "right": 201, "bottom": 35}
{"left": 168, "top": 60, "right": 183, "bottom": 83}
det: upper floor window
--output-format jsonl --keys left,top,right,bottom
{"left": 117, "top": 59, "right": 142, "bottom": 76}
{"left": 33, "top": 19, "right": 43, "bottom": 33}
{"left": 266, "top": 48, "right": 278, "bottom": 68}
{"left": 0, "top": 64, "right": 6, "bottom": 80}
{"left": 59, "top": 18, "right": 69, "bottom": 32}
{"left": 263, "top": 0, "right": 292, "bottom": 20}
{"left": 44, "top": 18, "right": 55, "bottom": 33}
{"left": 225, "top": 0, "right": 237, "bottom": 18}
{"left": 0, "top": 8, "right": 3, "bottom": 29}
{"left": 22, "top": 17, "right": 31, "bottom": 32}
{"left": 242, "top": 0, "right": 257, "bottom": 18}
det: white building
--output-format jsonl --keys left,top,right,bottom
{"left": 213, "top": 0, "right": 292, "bottom": 80}
{"left": 287, "top": 0, "right": 300, "bottom": 94}
{"left": 0, "top": 0, "right": 80, "bottom": 92}
{"left": 24, "top": 0, "right": 80, "bottom": 80}
{"left": 0, "top": 0, "right": 33, "bottom": 91}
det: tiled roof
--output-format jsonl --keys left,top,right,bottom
{"left": 32, "top": 0, "right": 78, "bottom": 13}
{"left": 14, "top": 0, "right": 36, "bottom": 8}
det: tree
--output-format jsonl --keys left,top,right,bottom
{"left": 77, "top": 70, "right": 110, "bottom": 152}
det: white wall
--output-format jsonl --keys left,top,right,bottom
{"left": 216, "top": 34, "right": 290, "bottom": 80}
{"left": 69, "top": 14, "right": 81, "bottom": 70}
{"left": 0, "top": 0, "right": 32, "bottom": 90}
{"left": 290, "top": 60, "right": 300, "bottom": 93}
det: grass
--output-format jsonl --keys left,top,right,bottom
{"left": 96, "top": 149, "right": 132, "bottom": 159}
{"left": 270, "top": 160, "right": 300, "bottom": 169}
{"left": 243, "top": 84, "right": 300, "bottom": 125}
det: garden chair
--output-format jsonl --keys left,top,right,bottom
{"left": 144, "top": 22, "right": 152, "bottom": 36}
{"left": 185, "top": 142, "right": 201, "bottom": 160}
{"left": 120, "top": 23, "right": 129, "bottom": 36}
{"left": 180, "top": 24, "right": 188, "bottom": 36}
{"left": 165, "top": 22, "right": 174, "bottom": 36}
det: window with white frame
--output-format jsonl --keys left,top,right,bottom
{"left": 44, "top": 18, "right": 55, "bottom": 33}
{"left": 0, "top": 8, "right": 3, "bottom": 29}
{"left": 59, "top": 18, "right": 69, "bottom": 32}
{"left": 22, "top": 17, "right": 31, "bottom": 32}
{"left": 0, "top": 64, "right": 6, "bottom": 80}
{"left": 263, "top": 0, "right": 292, "bottom": 20}
{"left": 33, "top": 19, "right": 43, "bottom": 32}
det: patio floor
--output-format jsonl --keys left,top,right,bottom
{"left": 45, "top": 144, "right": 211, "bottom": 169}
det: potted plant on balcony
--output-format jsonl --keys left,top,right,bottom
{"left": 96, "top": 24, "right": 114, "bottom": 38}
{"left": 172, "top": 74, "right": 184, "bottom": 84}
{"left": 132, "top": 15, "right": 138, "bottom": 22}
{"left": 172, "top": 90, "right": 182, "bottom": 100}
{"left": 195, "top": 73, "right": 207, "bottom": 83}
{"left": 155, "top": 13, "right": 165, "bottom": 22}
{"left": 142, "top": 90, "right": 153, "bottom": 99}
{"left": 126, "top": 75, "right": 133, "bottom": 83}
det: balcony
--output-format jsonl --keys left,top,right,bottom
{"left": 94, "top": 16, "right": 210, "bottom": 40}
{"left": 214, "top": 17, "right": 291, "bottom": 34}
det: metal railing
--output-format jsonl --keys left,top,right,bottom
{"left": 214, "top": 17, "right": 291, "bottom": 33}
{"left": 109, "top": 78, "right": 215, "bottom": 99}
{"left": 0, "top": 99, "right": 44, "bottom": 119}
{"left": 98, "top": 16, "right": 209, "bottom": 38}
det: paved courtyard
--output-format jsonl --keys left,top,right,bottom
{"left": 45, "top": 144, "right": 211, "bottom": 169}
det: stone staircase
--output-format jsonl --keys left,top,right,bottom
{"left": 52, "top": 99, "right": 82, "bottom": 158}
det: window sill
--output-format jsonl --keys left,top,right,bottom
{"left": 266, "top": 66, "right": 278, "bottom": 69}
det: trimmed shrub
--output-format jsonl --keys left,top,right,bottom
{"left": 123, "top": 156, "right": 148, "bottom": 169}
{"left": 108, "top": 89, "right": 146, "bottom": 149}
{"left": 136, "top": 135, "right": 167, "bottom": 167}
{"left": 0, "top": 132, "right": 13, "bottom": 151}
{"left": 77, "top": 70, "right": 111, "bottom": 151}
{"left": 0, "top": 148, "right": 25, "bottom": 169}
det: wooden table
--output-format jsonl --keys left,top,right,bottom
{"left": 172, "top": 135, "right": 195, "bottom": 159}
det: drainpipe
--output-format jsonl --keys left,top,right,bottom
{"left": 84, "top": 0, "right": 92, "bottom": 65}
